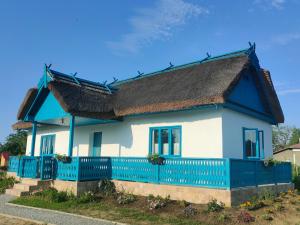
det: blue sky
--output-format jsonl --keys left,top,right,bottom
{"left": 0, "top": 0, "right": 299, "bottom": 142}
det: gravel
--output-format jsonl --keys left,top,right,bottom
{"left": 0, "top": 194, "right": 122, "bottom": 225}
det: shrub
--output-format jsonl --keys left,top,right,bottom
{"left": 206, "top": 199, "right": 225, "bottom": 212}
{"left": 116, "top": 192, "right": 136, "bottom": 205}
{"left": 258, "top": 189, "right": 277, "bottom": 202}
{"left": 147, "top": 195, "right": 170, "bottom": 210}
{"left": 0, "top": 172, "right": 16, "bottom": 193}
{"left": 76, "top": 191, "right": 96, "bottom": 204}
{"left": 183, "top": 205, "right": 197, "bottom": 217}
{"left": 99, "top": 179, "right": 116, "bottom": 196}
{"left": 261, "top": 214, "right": 273, "bottom": 221}
{"left": 237, "top": 211, "right": 255, "bottom": 223}
{"left": 35, "top": 188, "right": 70, "bottom": 203}
{"left": 293, "top": 175, "right": 300, "bottom": 190}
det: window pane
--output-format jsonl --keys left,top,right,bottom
{"left": 152, "top": 130, "right": 159, "bottom": 154}
{"left": 171, "top": 128, "right": 180, "bottom": 156}
{"left": 245, "top": 130, "right": 257, "bottom": 157}
{"left": 161, "top": 129, "right": 169, "bottom": 155}
{"left": 259, "top": 131, "right": 264, "bottom": 158}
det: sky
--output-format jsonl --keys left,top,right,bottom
{"left": 0, "top": 0, "right": 300, "bottom": 142}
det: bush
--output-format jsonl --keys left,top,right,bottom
{"left": 76, "top": 191, "right": 97, "bottom": 204}
{"left": 183, "top": 205, "right": 197, "bottom": 217}
{"left": 147, "top": 195, "right": 170, "bottom": 210}
{"left": 99, "top": 179, "right": 116, "bottom": 196}
{"left": 0, "top": 172, "right": 16, "bottom": 193}
{"left": 116, "top": 192, "right": 136, "bottom": 205}
{"left": 237, "top": 211, "right": 255, "bottom": 223}
{"left": 293, "top": 175, "right": 300, "bottom": 190}
{"left": 35, "top": 188, "right": 71, "bottom": 203}
{"left": 206, "top": 199, "right": 225, "bottom": 212}
{"left": 258, "top": 189, "right": 277, "bottom": 202}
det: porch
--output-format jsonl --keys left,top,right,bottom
{"left": 8, "top": 156, "right": 292, "bottom": 190}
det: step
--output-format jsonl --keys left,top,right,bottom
{"left": 5, "top": 188, "right": 29, "bottom": 197}
{"left": 20, "top": 178, "right": 42, "bottom": 186}
{"left": 14, "top": 183, "right": 39, "bottom": 192}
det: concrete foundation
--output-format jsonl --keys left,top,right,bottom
{"left": 6, "top": 172, "right": 294, "bottom": 206}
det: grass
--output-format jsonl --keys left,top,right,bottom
{"left": 10, "top": 188, "right": 300, "bottom": 225}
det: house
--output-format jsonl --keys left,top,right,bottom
{"left": 6, "top": 44, "right": 292, "bottom": 206}
{"left": 274, "top": 142, "right": 300, "bottom": 166}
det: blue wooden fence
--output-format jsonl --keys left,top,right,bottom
{"left": 7, "top": 156, "right": 20, "bottom": 173}
{"left": 8, "top": 156, "right": 292, "bottom": 189}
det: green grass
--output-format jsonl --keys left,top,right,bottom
{"left": 11, "top": 197, "right": 202, "bottom": 225}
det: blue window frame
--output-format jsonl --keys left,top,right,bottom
{"left": 243, "top": 127, "right": 264, "bottom": 159}
{"left": 40, "top": 134, "right": 56, "bottom": 156}
{"left": 149, "top": 126, "right": 182, "bottom": 157}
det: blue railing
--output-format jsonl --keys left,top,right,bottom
{"left": 17, "top": 156, "right": 40, "bottom": 178}
{"left": 7, "top": 156, "right": 20, "bottom": 173}
{"left": 8, "top": 156, "right": 292, "bottom": 189}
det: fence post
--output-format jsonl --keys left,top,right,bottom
{"left": 254, "top": 161, "right": 258, "bottom": 187}
{"left": 226, "top": 158, "right": 231, "bottom": 190}
{"left": 156, "top": 164, "right": 160, "bottom": 183}
{"left": 77, "top": 157, "right": 81, "bottom": 181}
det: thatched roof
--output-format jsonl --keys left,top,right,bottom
{"left": 14, "top": 47, "right": 284, "bottom": 128}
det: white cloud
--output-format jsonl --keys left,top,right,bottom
{"left": 278, "top": 88, "right": 300, "bottom": 95}
{"left": 107, "top": 0, "right": 208, "bottom": 54}
{"left": 254, "top": 0, "right": 286, "bottom": 10}
{"left": 272, "top": 33, "right": 300, "bottom": 45}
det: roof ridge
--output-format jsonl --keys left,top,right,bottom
{"left": 111, "top": 47, "right": 252, "bottom": 86}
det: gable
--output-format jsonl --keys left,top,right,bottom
{"left": 227, "top": 71, "right": 268, "bottom": 115}
{"left": 34, "top": 92, "right": 69, "bottom": 122}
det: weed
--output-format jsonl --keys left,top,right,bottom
{"left": 116, "top": 192, "right": 136, "bottom": 205}
{"left": 34, "top": 188, "right": 71, "bottom": 203}
{"left": 261, "top": 213, "right": 273, "bottom": 221}
{"left": 77, "top": 191, "right": 97, "bottom": 203}
{"left": 147, "top": 195, "right": 170, "bottom": 210}
{"left": 0, "top": 172, "right": 16, "bottom": 193}
{"left": 217, "top": 213, "right": 231, "bottom": 223}
{"left": 240, "top": 200, "right": 265, "bottom": 211}
{"left": 237, "top": 211, "right": 255, "bottom": 223}
{"left": 206, "top": 199, "right": 225, "bottom": 212}
{"left": 179, "top": 200, "right": 190, "bottom": 207}
{"left": 274, "top": 203, "right": 285, "bottom": 212}
{"left": 183, "top": 205, "right": 197, "bottom": 217}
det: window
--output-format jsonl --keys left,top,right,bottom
{"left": 243, "top": 128, "right": 264, "bottom": 159}
{"left": 149, "top": 126, "right": 181, "bottom": 157}
{"left": 40, "top": 135, "right": 55, "bottom": 156}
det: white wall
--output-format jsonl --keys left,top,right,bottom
{"left": 26, "top": 109, "right": 223, "bottom": 158}
{"left": 221, "top": 109, "right": 273, "bottom": 159}
{"left": 25, "top": 108, "right": 272, "bottom": 159}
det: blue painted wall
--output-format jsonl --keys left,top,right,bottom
{"left": 228, "top": 72, "right": 267, "bottom": 115}
{"left": 34, "top": 92, "right": 69, "bottom": 121}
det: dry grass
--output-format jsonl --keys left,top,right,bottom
{"left": 0, "top": 215, "right": 39, "bottom": 225}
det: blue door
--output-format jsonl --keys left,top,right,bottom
{"left": 92, "top": 132, "right": 102, "bottom": 156}
{"left": 40, "top": 135, "right": 55, "bottom": 156}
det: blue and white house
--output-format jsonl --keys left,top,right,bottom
{"left": 7, "top": 45, "right": 292, "bottom": 205}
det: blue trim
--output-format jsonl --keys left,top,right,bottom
{"left": 68, "top": 115, "right": 75, "bottom": 157}
{"left": 149, "top": 126, "right": 182, "bottom": 157}
{"left": 243, "top": 127, "right": 265, "bottom": 160}
{"left": 30, "top": 122, "right": 37, "bottom": 156}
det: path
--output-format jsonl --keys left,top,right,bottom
{"left": 0, "top": 194, "right": 123, "bottom": 225}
